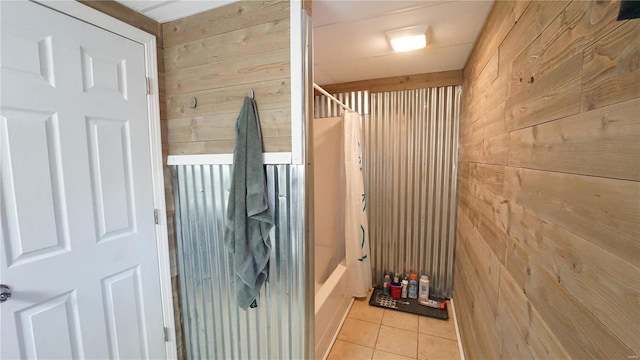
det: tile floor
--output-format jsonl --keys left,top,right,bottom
{"left": 327, "top": 291, "right": 461, "bottom": 360}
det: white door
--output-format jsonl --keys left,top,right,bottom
{"left": 1, "top": 1, "right": 166, "bottom": 359}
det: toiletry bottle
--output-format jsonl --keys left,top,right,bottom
{"left": 401, "top": 277, "right": 408, "bottom": 298}
{"left": 419, "top": 275, "right": 430, "bottom": 305}
{"left": 408, "top": 273, "right": 418, "bottom": 299}
{"left": 383, "top": 274, "right": 391, "bottom": 295}
{"left": 391, "top": 276, "right": 402, "bottom": 299}
{"left": 422, "top": 299, "right": 445, "bottom": 310}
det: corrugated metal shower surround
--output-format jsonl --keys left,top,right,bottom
{"left": 314, "top": 86, "right": 461, "bottom": 298}
{"left": 172, "top": 164, "right": 306, "bottom": 359}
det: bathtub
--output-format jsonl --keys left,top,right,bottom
{"left": 314, "top": 116, "right": 351, "bottom": 359}
{"left": 315, "top": 263, "right": 352, "bottom": 360}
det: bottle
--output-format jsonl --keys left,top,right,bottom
{"left": 408, "top": 273, "right": 418, "bottom": 299}
{"left": 401, "top": 277, "right": 409, "bottom": 298}
{"left": 419, "top": 275, "right": 430, "bottom": 305}
{"left": 421, "top": 298, "right": 445, "bottom": 310}
{"left": 383, "top": 274, "right": 391, "bottom": 295}
{"left": 391, "top": 276, "right": 402, "bottom": 299}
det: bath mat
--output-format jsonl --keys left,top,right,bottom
{"left": 368, "top": 288, "right": 449, "bottom": 320}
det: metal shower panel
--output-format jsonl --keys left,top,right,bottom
{"left": 172, "top": 164, "right": 306, "bottom": 360}
{"left": 364, "top": 86, "right": 461, "bottom": 298}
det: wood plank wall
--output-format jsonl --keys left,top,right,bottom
{"left": 76, "top": 2, "right": 185, "bottom": 359}
{"left": 162, "top": 0, "right": 291, "bottom": 155}
{"left": 455, "top": 0, "right": 640, "bottom": 358}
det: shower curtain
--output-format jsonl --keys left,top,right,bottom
{"left": 343, "top": 111, "right": 372, "bottom": 297}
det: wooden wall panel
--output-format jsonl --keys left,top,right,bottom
{"left": 463, "top": 1, "right": 522, "bottom": 82}
{"left": 457, "top": 212, "right": 502, "bottom": 316}
{"left": 164, "top": 18, "right": 289, "bottom": 72}
{"left": 463, "top": 164, "right": 510, "bottom": 265}
{"left": 459, "top": 118, "right": 484, "bottom": 163}
{"left": 505, "top": 52, "right": 583, "bottom": 130}
{"left": 509, "top": 98, "right": 640, "bottom": 181}
{"left": 462, "top": 53, "right": 501, "bottom": 126}
{"left": 472, "top": 163, "right": 504, "bottom": 195}
{"left": 163, "top": 1, "right": 291, "bottom": 155}
{"left": 509, "top": 203, "right": 640, "bottom": 352}
{"left": 452, "top": 263, "right": 482, "bottom": 358}
{"left": 456, "top": 0, "right": 640, "bottom": 358}
{"left": 581, "top": 20, "right": 640, "bottom": 111}
{"left": 507, "top": 233, "right": 634, "bottom": 358}
{"left": 163, "top": 1, "right": 289, "bottom": 48}
{"left": 165, "top": 49, "right": 289, "bottom": 94}
{"left": 508, "top": 1, "right": 621, "bottom": 99}
{"left": 167, "top": 79, "right": 290, "bottom": 119}
{"left": 453, "top": 242, "right": 502, "bottom": 359}
{"left": 496, "top": 268, "right": 570, "bottom": 359}
{"left": 498, "top": 1, "right": 569, "bottom": 81}
{"left": 504, "top": 167, "right": 640, "bottom": 266}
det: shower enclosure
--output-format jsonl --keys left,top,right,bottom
{"left": 314, "top": 87, "right": 461, "bottom": 299}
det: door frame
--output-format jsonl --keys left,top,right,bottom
{"left": 30, "top": 1, "right": 177, "bottom": 358}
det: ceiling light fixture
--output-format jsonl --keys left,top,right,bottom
{"left": 386, "top": 25, "right": 428, "bottom": 53}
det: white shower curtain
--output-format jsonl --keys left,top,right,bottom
{"left": 343, "top": 111, "right": 372, "bottom": 297}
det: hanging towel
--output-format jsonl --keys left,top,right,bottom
{"left": 224, "top": 96, "right": 274, "bottom": 310}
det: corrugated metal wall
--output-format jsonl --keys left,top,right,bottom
{"left": 172, "top": 164, "right": 306, "bottom": 360}
{"left": 314, "top": 90, "right": 369, "bottom": 118}
{"left": 364, "top": 87, "right": 461, "bottom": 298}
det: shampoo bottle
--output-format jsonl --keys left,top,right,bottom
{"left": 418, "top": 275, "right": 430, "bottom": 305}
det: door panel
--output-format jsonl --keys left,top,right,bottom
{"left": 0, "top": 2, "right": 166, "bottom": 359}
{"left": 101, "top": 266, "right": 148, "bottom": 359}
{"left": 86, "top": 116, "right": 136, "bottom": 242}
{"left": 16, "top": 291, "right": 84, "bottom": 359}
{"left": 1, "top": 109, "right": 69, "bottom": 266}
{"left": 0, "top": 27, "right": 55, "bottom": 87}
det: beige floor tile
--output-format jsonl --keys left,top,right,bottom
{"left": 372, "top": 349, "right": 416, "bottom": 360}
{"left": 382, "top": 310, "right": 419, "bottom": 332}
{"left": 417, "top": 333, "right": 460, "bottom": 360}
{"left": 349, "top": 298, "right": 385, "bottom": 324}
{"left": 375, "top": 325, "right": 418, "bottom": 358}
{"left": 418, "top": 316, "right": 456, "bottom": 340}
{"left": 328, "top": 339, "right": 374, "bottom": 360}
{"left": 337, "top": 318, "right": 381, "bottom": 348}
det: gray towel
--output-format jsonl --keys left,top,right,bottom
{"left": 225, "top": 96, "right": 274, "bottom": 310}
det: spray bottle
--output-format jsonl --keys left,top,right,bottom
{"left": 383, "top": 274, "right": 391, "bottom": 295}
{"left": 408, "top": 273, "right": 418, "bottom": 299}
{"left": 401, "top": 277, "right": 409, "bottom": 298}
{"left": 391, "top": 276, "right": 402, "bottom": 299}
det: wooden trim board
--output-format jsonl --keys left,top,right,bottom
{"left": 318, "top": 70, "right": 463, "bottom": 94}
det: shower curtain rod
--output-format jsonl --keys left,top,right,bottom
{"left": 313, "top": 83, "right": 355, "bottom": 113}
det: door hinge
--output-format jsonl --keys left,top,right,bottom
{"left": 154, "top": 209, "right": 159, "bottom": 224}
{"left": 146, "top": 77, "right": 151, "bottom": 95}
{"left": 163, "top": 326, "right": 170, "bottom": 342}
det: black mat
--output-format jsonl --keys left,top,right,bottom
{"left": 368, "top": 288, "right": 449, "bottom": 320}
